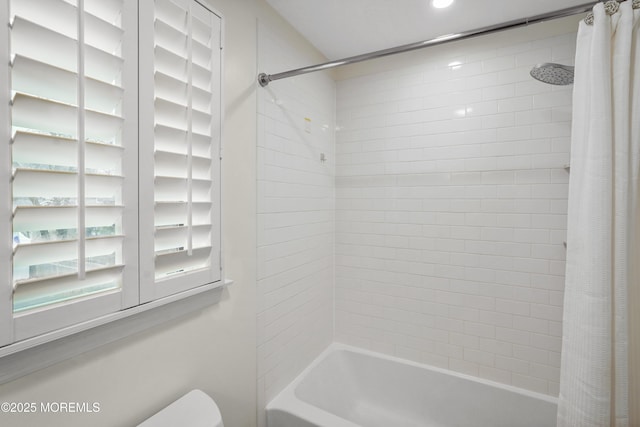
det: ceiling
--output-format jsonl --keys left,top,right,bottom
{"left": 265, "top": 0, "right": 593, "bottom": 60}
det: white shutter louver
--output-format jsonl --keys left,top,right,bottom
{"left": 139, "top": 0, "right": 222, "bottom": 301}
{"left": 0, "top": 0, "right": 221, "bottom": 349}
{"left": 7, "top": 0, "right": 138, "bottom": 339}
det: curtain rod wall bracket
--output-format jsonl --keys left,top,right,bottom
{"left": 258, "top": 73, "right": 271, "bottom": 87}
{"left": 257, "top": 1, "right": 599, "bottom": 87}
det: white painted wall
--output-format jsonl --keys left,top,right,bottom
{"left": 256, "top": 20, "right": 335, "bottom": 427}
{"left": 0, "top": 2, "right": 323, "bottom": 426}
{"left": 333, "top": 16, "right": 580, "bottom": 396}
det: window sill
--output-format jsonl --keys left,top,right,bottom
{"left": 0, "top": 279, "right": 233, "bottom": 385}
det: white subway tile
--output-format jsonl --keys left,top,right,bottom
{"left": 531, "top": 244, "right": 565, "bottom": 261}
{"left": 466, "top": 72, "right": 499, "bottom": 90}
{"left": 515, "top": 47, "right": 552, "bottom": 67}
{"left": 494, "top": 155, "right": 532, "bottom": 171}
{"left": 495, "top": 270, "right": 530, "bottom": 287}
{"left": 512, "top": 258, "right": 549, "bottom": 274}
{"left": 496, "top": 184, "right": 532, "bottom": 199}
{"left": 513, "top": 287, "right": 549, "bottom": 305}
{"left": 531, "top": 153, "right": 570, "bottom": 169}
{"left": 464, "top": 321, "right": 495, "bottom": 338}
{"left": 483, "top": 56, "right": 515, "bottom": 73}
{"left": 450, "top": 332, "right": 480, "bottom": 348}
{"left": 513, "top": 315, "right": 549, "bottom": 334}
{"left": 515, "top": 80, "right": 552, "bottom": 97}
{"left": 496, "top": 327, "right": 531, "bottom": 346}
{"left": 549, "top": 261, "right": 567, "bottom": 276}
{"left": 482, "top": 84, "right": 516, "bottom": 101}
{"left": 479, "top": 366, "right": 512, "bottom": 384}
{"left": 334, "top": 29, "right": 572, "bottom": 398}
{"left": 422, "top": 352, "right": 450, "bottom": 369}
{"left": 495, "top": 213, "right": 531, "bottom": 227}
{"left": 478, "top": 255, "right": 515, "bottom": 272}
{"left": 497, "top": 66, "right": 533, "bottom": 85}
{"left": 497, "top": 96, "right": 533, "bottom": 113}
{"left": 435, "top": 342, "right": 464, "bottom": 359}
{"left": 549, "top": 290, "right": 564, "bottom": 307}
{"left": 548, "top": 351, "right": 562, "bottom": 369}
{"left": 449, "top": 358, "right": 480, "bottom": 376}
{"left": 552, "top": 41, "right": 576, "bottom": 62}
{"left": 496, "top": 126, "right": 532, "bottom": 142}
{"left": 530, "top": 303, "right": 563, "bottom": 321}
{"left": 464, "top": 348, "right": 496, "bottom": 366}
{"left": 513, "top": 229, "right": 550, "bottom": 244}
{"left": 512, "top": 373, "right": 548, "bottom": 394}
{"left": 515, "top": 169, "right": 550, "bottom": 184}
{"left": 515, "top": 109, "right": 552, "bottom": 125}
{"left": 530, "top": 274, "right": 565, "bottom": 291}
{"left": 481, "top": 227, "right": 515, "bottom": 241}
{"left": 531, "top": 333, "right": 562, "bottom": 352}
{"left": 465, "top": 213, "right": 498, "bottom": 226}
{"left": 482, "top": 112, "right": 515, "bottom": 129}
{"left": 514, "top": 199, "right": 551, "bottom": 214}
{"left": 496, "top": 355, "right": 529, "bottom": 374}
{"left": 479, "top": 338, "right": 513, "bottom": 357}
{"left": 466, "top": 100, "right": 498, "bottom": 116}
{"left": 552, "top": 106, "right": 572, "bottom": 122}
{"left": 513, "top": 344, "right": 549, "bottom": 365}
{"left": 496, "top": 298, "right": 530, "bottom": 316}
{"left": 531, "top": 122, "right": 571, "bottom": 139}
{"left": 533, "top": 90, "right": 572, "bottom": 109}
{"left": 478, "top": 310, "right": 513, "bottom": 328}
{"left": 465, "top": 157, "right": 498, "bottom": 171}
{"left": 531, "top": 214, "right": 567, "bottom": 230}
{"left": 548, "top": 322, "right": 563, "bottom": 338}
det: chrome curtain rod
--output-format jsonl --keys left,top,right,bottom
{"left": 257, "top": 1, "right": 599, "bottom": 87}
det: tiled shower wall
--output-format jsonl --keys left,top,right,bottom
{"left": 334, "top": 24, "right": 576, "bottom": 395}
{"left": 256, "top": 22, "right": 335, "bottom": 427}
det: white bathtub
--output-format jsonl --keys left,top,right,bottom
{"left": 266, "top": 343, "right": 557, "bottom": 427}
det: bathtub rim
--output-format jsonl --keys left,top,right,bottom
{"left": 266, "top": 342, "right": 558, "bottom": 426}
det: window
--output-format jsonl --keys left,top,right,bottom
{"left": 0, "top": 0, "right": 223, "bottom": 351}
{"left": 140, "top": 0, "right": 222, "bottom": 302}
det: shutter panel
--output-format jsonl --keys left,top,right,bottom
{"left": 7, "top": 0, "right": 138, "bottom": 340}
{"left": 139, "top": 0, "right": 222, "bottom": 301}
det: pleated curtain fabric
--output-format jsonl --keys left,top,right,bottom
{"left": 557, "top": 1, "right": 640, "bottom": 426}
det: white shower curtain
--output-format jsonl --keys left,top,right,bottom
{"left": 557, "top": 1, "right": 640, "bottom": 426}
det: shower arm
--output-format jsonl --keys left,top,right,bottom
{"left": 258, "top": 1, "right": 599, "bottom": 87}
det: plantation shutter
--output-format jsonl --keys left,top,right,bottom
{"left": 6, "top": 0, "right": 138, "bottom": 341}
{"left": 139, "top": 0, "right": 222, "bottom": 301}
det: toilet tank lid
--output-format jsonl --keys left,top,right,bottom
{"left": 137, "top": 390, "right": 223, "bottom": 427}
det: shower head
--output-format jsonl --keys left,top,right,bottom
{"left": 530, "top": 63, "right": 575, "bottom": 85}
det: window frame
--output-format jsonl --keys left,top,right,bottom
{"left": 0, "top": 0, "right": 13, "bottom": 349}
{"left": 0, "top": 0, "right": 226, "bottom": 372}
